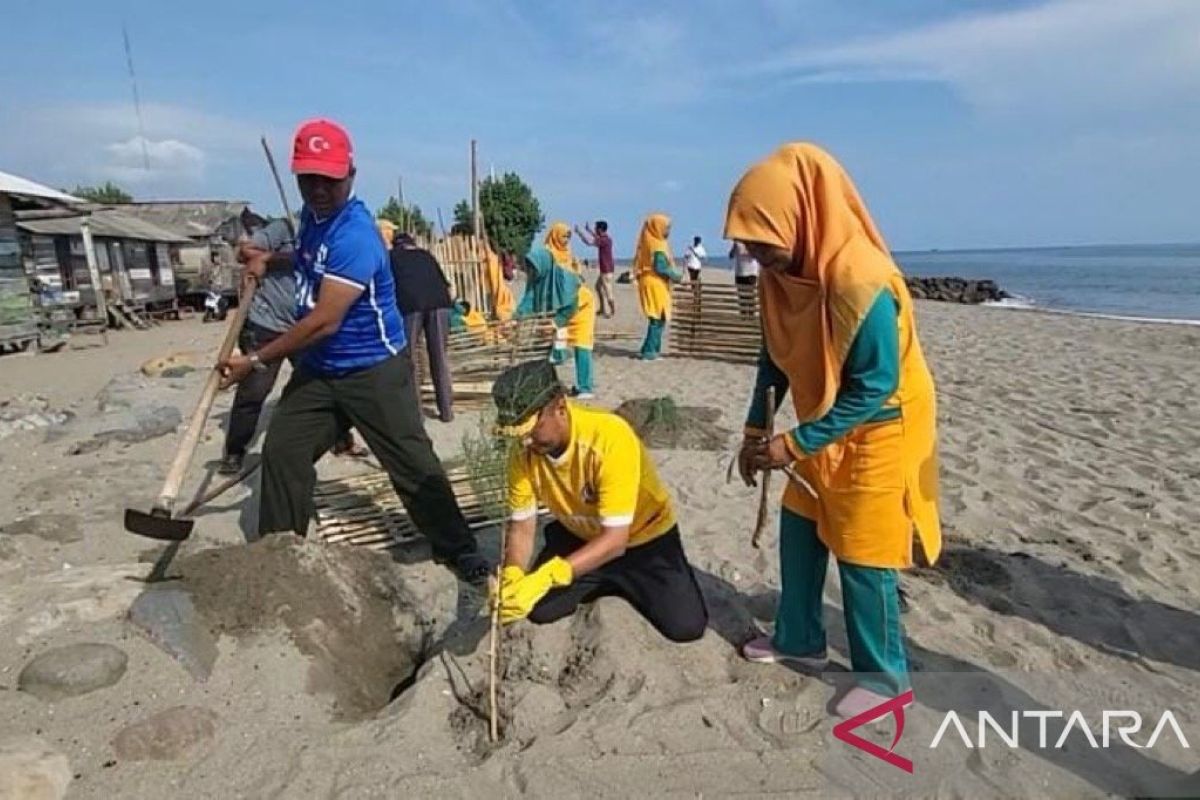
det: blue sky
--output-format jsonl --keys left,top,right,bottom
{"left": 3, "top": 0, "right": 1198, "bottom": 253}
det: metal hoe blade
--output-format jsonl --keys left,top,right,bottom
{"left": 124, "top": 507, "right": 194, "bottom": 541}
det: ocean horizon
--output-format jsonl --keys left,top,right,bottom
{"left": 613, "top": 242, "right": 1200, "bottom": 323}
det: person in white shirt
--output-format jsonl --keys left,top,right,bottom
{"left": 683, "top": 236, "right": 707, "bottom": 283}
{"left": 730, "top": 240, "right": 761, "bottom": 317}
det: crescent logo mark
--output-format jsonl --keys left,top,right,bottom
{"left": 307, "top": 135, "right": 330, "bottom": 153}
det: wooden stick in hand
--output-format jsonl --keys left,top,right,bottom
{"left": 751, "top": 386, "right": 776, "bottom": 549}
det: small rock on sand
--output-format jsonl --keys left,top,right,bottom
{"left": 0, "top": 737, "right": 71, "bottom": 800}
{"left": 18, "top": 643, "right": 128, "bottom": 702}
{"left": 111, "top": 706, "right": 218, "bottom": 761}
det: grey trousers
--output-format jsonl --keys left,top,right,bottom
{"left": 404, "top": 308, "right": 453, "bottom": 422}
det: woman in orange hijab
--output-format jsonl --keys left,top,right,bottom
{"left": 632, "top": 213, "right": 683, "bottom": 359}
{"left": 543, "top": 221, "right": 578, "bottom": 273}
{"left": 725, "top": 143, "right": 940, "bottom": 718}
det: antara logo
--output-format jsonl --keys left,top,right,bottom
{"left": 833, "top": 690, "right": 915, "bottom": 773}
{"left": 833, "top": 691, "right": 1192, "bottom": 775}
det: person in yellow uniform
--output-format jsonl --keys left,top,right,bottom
{"left": 543, "top": 221, "right": 578, "bottom": 273}
{"left": 632, "top": 213, "right": 683, "bottom": 360}
{"left": 491, "top": 360, "right": 708, "bottom": 642}
{"left": 725, "top": 143, "right": 941, "bottom": 718}
{"left": 516, "top": 248, "right": 596, "bottom": 398}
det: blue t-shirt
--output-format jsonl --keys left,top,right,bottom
{"left": 294, "top": 197, "right": 406, "bottom": 376}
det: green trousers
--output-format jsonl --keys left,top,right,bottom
{"left": 773, "top": 509, "right": 910, "bottom": 695}
{"left": 573, "top": 347, "right": 594, "bottom": 393}
{"left": 640, "top": 317, "right": 666, "bottom": 358}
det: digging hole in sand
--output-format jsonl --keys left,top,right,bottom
{"left": 614, "top": 397, "right": 731, "bottom": 450}
{"left": 174, "top": 536, "right": 435, "bottom": 721}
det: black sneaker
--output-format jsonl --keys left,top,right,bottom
{"left": 451, "top": 552, "right": 492, "bottom": 587}
{"left": 218, "top": 453, "right": 244, "bottom": 476}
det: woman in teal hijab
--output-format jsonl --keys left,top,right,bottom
{"left": 517, "top": 247, "right": 595, "bottom": 397}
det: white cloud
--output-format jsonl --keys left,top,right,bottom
{"left": 102, "top": 136, "right": 206, "bottom": 184}
{"left": 743, "top": 0, "right": 1200, "bottom": 118}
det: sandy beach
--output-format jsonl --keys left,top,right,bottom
{"left": 1, "top": 275, "right": 1198, "bottom": 798}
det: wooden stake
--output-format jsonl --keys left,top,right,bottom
{"left": 488, "top": 519, "right": 507, "bottom": 742}
{"left": 752, "top": 386, "right": 776, "bottom": 549}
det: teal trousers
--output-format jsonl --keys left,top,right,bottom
{"left": 773, "top": 509, "right": 910, "bottom": 695}
{"left": 573, "top": 347, "right": 594, "bottom": 393}
{"left": 640, "top": 317, "right": 666, "bottom": 358}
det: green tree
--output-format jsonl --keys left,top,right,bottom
{"left": 377, "top": 196, "right": 433, "bottom": 237}
{"left": 451, "top": 200, "right": 474, "bottom": 236}
{"left": 71, "top": 181, "right": 133, "bottom": 203}
{"left": 453, "top": 172, "right": 544, "bottom": 256}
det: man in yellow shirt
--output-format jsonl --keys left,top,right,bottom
{"left": 490, "top": 360, "right": 708, "bottom": 642}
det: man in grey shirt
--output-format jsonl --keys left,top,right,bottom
{"left": 219, "top": 220, "right": 296, "bottom": 474}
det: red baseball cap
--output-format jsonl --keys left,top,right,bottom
{"left": 291, "top": 118, "right": 353, "bottom": 179}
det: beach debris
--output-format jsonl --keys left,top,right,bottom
{"left": 139, "top": 351, "right": 208, "bottom": 378}
{"left": 615, "top": 397, "right": 731, "bottom": 451}
{"left": 0, "top": 737, "right": 71, "bottom": 800}
{"left": 0, "top": 395, "right": 71, "bottom": 442}
{"left": 128, "top": 589, "right": 219, "bottom": 681}
{"left": 18, "top": 643, "right": 128, "bottom": 702}
{"left": 111, "top": 706, "right": 218, "bottom": 761}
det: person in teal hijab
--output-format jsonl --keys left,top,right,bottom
{"left": 517, "top": 247, "right": 595, "bottom": 397}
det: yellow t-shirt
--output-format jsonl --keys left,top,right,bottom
{"left": 506, "top": 402, "right": 676, "bottom": 546}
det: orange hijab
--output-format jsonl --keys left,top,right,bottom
{"left": 543, "top": 222, "right": 575, "bottom": 271}
{"left": 632, "top": 213, "right": 674, "bottom": 277}
{"left": 724, "top": 142, "right": 899, "bottom": 422}
{"left": 481, "top": 242, "right": 515, "bottom": 320}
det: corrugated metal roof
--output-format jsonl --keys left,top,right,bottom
{"left": 115, "top": 201, "right": 250, "bottom": 238}
{"left": 0, "top": 170, "right": 83, "bottom": 204}
{"left": 16, "top": 208, "right": 191, "bottom": 243}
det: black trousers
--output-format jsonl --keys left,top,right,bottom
{"left": 225, "top": 323, "right": 285, "bottom": 458}
{"left": 258, "top": 352, "right": 476, "bottom": 560}
{"left": 403, "top": 308, "right": 453, "bottom": 422}
{"left": 528, "top": 522, "right": 708, "bottom": 642}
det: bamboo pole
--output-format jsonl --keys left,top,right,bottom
{"left": 489, "top": 519, "right": 506, "bottom": 742}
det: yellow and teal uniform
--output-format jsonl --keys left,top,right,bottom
{"left": 506, "top": 402, "right": 676, "bottom": 546}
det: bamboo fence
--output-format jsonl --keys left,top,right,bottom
{"left": 430, "top": 235, "right": 491, "bottom": 317}
{"left": 314, "top": 464, "right": 542, "bottom": 551}
{"left": 413, "top": 313, "right": 556, "bottom": 410}
{"left": 669, "top": 282, "right": 762, "bottom": 364}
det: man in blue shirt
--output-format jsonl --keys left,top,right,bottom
{"left": 219, "top": 118, "right": 488, "bottom": 584}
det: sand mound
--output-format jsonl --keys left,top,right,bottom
{"left": 168, "top": 537, "right": 433, "bottom": 720}
{"left": 614, "top": 397, "right": 731, "bottom": 450}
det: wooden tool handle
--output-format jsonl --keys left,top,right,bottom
{"left": 751, "top": 386, "right": 776, "bottom": 549}
{"left": 153, "top": 280, "right": 258, "bottom": 513}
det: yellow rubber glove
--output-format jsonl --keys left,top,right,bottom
{"left": 499, "top": 556, "right": 573, "bottom": 624}
{"left": 489, "top": 565, "right": 526, "bottom": 612}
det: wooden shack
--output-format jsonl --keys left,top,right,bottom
{"left": 0, "top": 171, "right": 84, "bottom": 350}
{"left": 17, "top": 208, "right": 191, "bottom": 319}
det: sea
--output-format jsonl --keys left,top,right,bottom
{"left": 615, "top": 243, "right": 1200, "bottom": 324}
{"left": 894, "top": 244, "right": 1200, "bottom": 324}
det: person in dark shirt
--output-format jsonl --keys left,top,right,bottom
{"left": 390, "top": 233, "right": 455, "bottom": 422}
{"left": 576, "top": 220, "right": 616, "bottom": 318}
